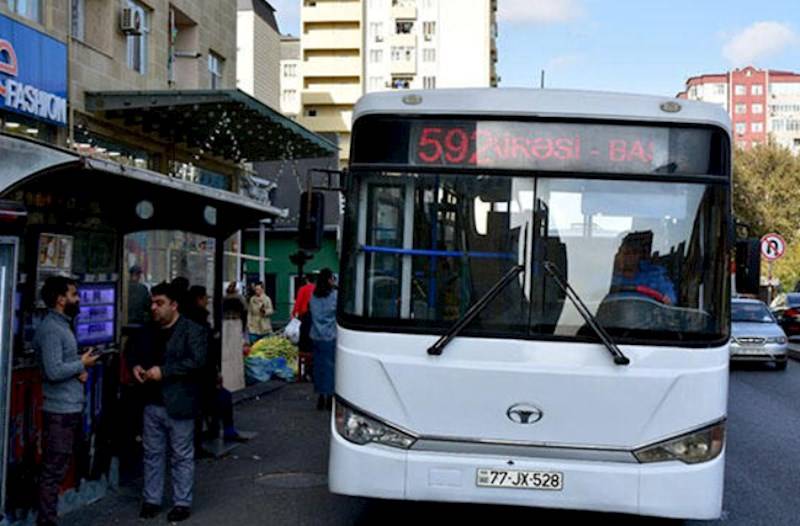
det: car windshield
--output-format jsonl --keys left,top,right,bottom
{"left": 339, "top": 171, "right": 729, "bottom": 344}
{"left": 732, "top": 302, "right": 774, "bottom": 323}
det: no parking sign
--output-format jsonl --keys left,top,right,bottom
{"left": 760, "top": 233, "right": 786, "bottom": 261}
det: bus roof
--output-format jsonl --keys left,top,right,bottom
{"left": 352, "top": 88, "right": 731, "bottom": 133}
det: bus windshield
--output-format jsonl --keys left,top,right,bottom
{"left": 340, "top": 118, "right": 730, "bottom": 345}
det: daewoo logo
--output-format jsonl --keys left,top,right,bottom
{"left": 506, "top": 403, "right": 543, "bottom": 425}
{"left": 0, "top": 36, "right": 67, "bottom": 124}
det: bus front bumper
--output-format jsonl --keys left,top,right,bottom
{"left": 328, "top": 418, "right": 724, "bottom": 520}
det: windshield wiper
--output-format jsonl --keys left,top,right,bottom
{"left": 543, "top": 261, "right": 630, "bottom": 366}
{"left": 427, "top": 264, "right": 525, "bottom": 356}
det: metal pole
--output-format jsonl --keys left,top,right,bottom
{"left": 213, "top": 236, "right": 224, "bottom": 369}
{"left": 767, "top": 260, "right": 773, "bottom": 305}
{"left": 259, "top": 222, "right": 266, "bottom": 285}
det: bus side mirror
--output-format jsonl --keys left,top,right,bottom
{"left": 735, "top": 239, "right": 761, "bottom": 295}
{"left": 299, "top": 191, "right": 324, "bottom": 251}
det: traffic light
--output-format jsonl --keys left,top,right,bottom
{"left": 299, "top": 191, "right": 324, "bottom": 251}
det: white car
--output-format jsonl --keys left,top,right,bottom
{"left": 731, "top": 298, "right": 788, "bottom": 370}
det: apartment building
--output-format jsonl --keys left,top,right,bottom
{"left": 679, "top": 66, "right": 800, "bottom": 153}
{"left": 364, "top": 0, "right": 498, "bottom": 93}
{"left": 280, "top": 35, "right": 301, "bottom": 118}
{"left": 298, "top": 0, "right": 363, "bottom": 165}
{"left": 237, "top": 0, "right": 281, "bottom": 108}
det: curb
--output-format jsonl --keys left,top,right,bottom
{"left": 232, "top": 379, "right": 287, "bottom": 405}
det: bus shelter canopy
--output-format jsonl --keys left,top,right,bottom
{"left": 0, "top": 133, "right": 286, "bottom": 238}
{"left": 85, "top": 89, "right": 338, "bottom": 162}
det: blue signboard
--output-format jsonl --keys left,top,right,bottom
{"left": 0, "top": 14, "right": 67, "bottom": 126}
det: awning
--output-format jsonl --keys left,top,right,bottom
{"left": 0, "top": 133, "right": 286, "bottom": 238}
{"left": 84, "top": 89, "right": 338, "bottom": 162}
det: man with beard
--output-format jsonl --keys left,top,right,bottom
{"left": 130, "top": 282, "right": 207, "bottom": 523}
{"left": 34, "top": 276, "right": 99, "bottom": 526}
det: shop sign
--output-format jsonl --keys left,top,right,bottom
{"left": 0, "top": 14, "right": 67, "bottom": 126}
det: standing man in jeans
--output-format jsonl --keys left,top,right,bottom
{"left": 130, "top": 282, "right": 207, "bottom": 523}
{"left": 34, "top": 276, "right": 99, "bottom": 526}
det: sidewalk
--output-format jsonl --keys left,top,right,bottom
{"left": 61, "top": 383, "right": 364, "bottom": 526}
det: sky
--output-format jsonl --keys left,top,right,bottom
{"left": 269, "top": 0, "right": 800, "bottom": 96}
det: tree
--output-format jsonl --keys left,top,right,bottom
{"left": 733, "top": 141, "right": 800, "bottom": 290}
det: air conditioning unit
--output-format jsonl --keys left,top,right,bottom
{"left": 120, "top": 8, "right": 143, "bottom": 35}
{"left": 376, "top": 35, "right": 384, "bottom": 42}
{"left": 424, "top": 33, "right": 432, "bottom": 41}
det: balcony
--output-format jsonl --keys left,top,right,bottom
{"left": 303, "top": 29, "right": 361, "bottom": 50}
{"left": 391, "top": 3, "right": 417, "bottom": 20}
{"left": 303, "top": 56, "right": 361, "bottom": 78}
{"left": 391, "top": 57, "right": 416, "bottom": 76}
{"left": 390, "top": 33, "right": 416, "bottom": 48}
{"left": 302, "top": 87, "right": 362, "bottom": 105}
{"left": 302, "top": 1, "right": 361, "bottom": 23}
{"left": 298, "top": 112, "right": 353, "bottom": 134}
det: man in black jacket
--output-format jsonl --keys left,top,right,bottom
{"left": 130, "top": 282, "right": 206, "bottom": 523}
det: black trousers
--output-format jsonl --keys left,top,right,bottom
{"left": 38, "top": 411, "right": 82, "bottom": 525}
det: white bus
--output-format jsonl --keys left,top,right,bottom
{"left": 329, "top": 89, "right": 731, "bottom": 520}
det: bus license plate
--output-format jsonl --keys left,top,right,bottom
{"left": 476, "top": 468, "right": 563, "bottom": 491}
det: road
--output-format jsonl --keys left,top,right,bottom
{"left": 65, "top": 360, "right": 800, "bottom": 525}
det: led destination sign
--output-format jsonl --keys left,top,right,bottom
{"left": 351, "top": 117, "right": 727, "bottom": 176}
{"left": 412, "top": 122, "right": 705, "bottom": 174}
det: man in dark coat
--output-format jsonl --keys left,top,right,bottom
{"left": 129, "top": 282, "right": 207, "bottom": 523}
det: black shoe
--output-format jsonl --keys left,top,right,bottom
{"left": 139, "top": 502, "right": 160, "bottom": 519}
{"left": 325, "top": 395, "right": 333, "bottom": 411}
{"left": 166, "top": 506, "right": 191, "bottom": 522}
{"left": 316, "top": 394, "right": 325, "bottom": 410}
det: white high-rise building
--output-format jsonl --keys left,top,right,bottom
{"left": 280, "top": 36, "right": 302, "bottom": 119}
{"left": 364, "top": 0, "right": 498, "bottom": 93}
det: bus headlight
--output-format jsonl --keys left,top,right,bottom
{"left": 335, "top": 399, "right": 416, "bottom": 450}
{"left": 634, "top": 421, "right": 725, "bottom": 465}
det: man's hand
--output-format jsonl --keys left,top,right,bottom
{"left": 145, "top": 366, "right": 163, "bottom": 382}
{"left": 133, "top": 365, "right": 147, "bottom": 384}
{"left": 78, "top": 371, "right": 89, "bottom": 384}
{"left": 80, "top": 350, "right": 99, "bottom": 368}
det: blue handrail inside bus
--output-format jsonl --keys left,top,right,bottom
{"left": 360, "top": 245, "right": 517, "bottom": 260}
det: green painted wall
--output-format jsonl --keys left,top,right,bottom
{"left": 243, "top": 234, "right": 339, "bottom": 325}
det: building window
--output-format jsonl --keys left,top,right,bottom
{"left": 423, "top": 21, "right": 436, "bottom": 40}
{"left": 208, "top": 51, "right": 224, "bottom": 89}
{"left": 396, "top": 21, "right": 413, "bottom": 34}
{"left": 391, "top": 77, "right": 411, "bottom": 89}
{"left": 752, "top": 103, "right": 763, "bottom": 114}
{"left": 8, "top": 0, "right": 42, "bottom": 23}
{"left": 751, "top": 84, "right": 763, "bottom": 96}
{"left": 71, "top": 0, "right": 85, "bottom": 40}
{"left": 714, "top": 83, "right": 725, "bottom": 95}
{"left": 304, "top": 108, "right": 317, "bottom": 117}
{"left": 734, "top": 84, "right": 746, "bottom": 95}
{"left": 125, "top": 0, "right": 149, "bottom": 74}
{"left": 370, "top": 22, "right": 384, "bottom": 42}
{"left": 283, "top": 63, "right": 297, "bottom": 78}
{"left": 423, "top": 76, "right": 436, "bottom": 89}
{"left": 688, "top": 86, "right": 697, "bottom": 99}
{"left": 735, "top": 122, "right": 746, "bottom": 135}
{"left": 369, "top": 76, "right": 384, "bottom": 91}
{"left": 370, "top": 49, "right": 383, "bottom": 63}
{"left": 735, "top": 103, "right": 746, "bottom": 114}
{"left": 423, "top": 48, "right": 436, "bottom": 62}
{"left": 752, "top": 122, "right": 764, "bottom": 133}
{"left": 282, "top": 89, "right": 297, "bottom": 107}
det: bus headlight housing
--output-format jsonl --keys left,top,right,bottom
{"left": 335, "top": 399, "right": 416, "bottom": 450}
{"left": 634, "top": 421, "right": 725, "bottom": 465}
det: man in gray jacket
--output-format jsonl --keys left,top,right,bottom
{"left": 129, "top": 282, "right": 207, "bottom": 523}
{"left": 34, "top": 276, "right": 99, "bottom": 526}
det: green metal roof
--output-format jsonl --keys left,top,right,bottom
{"left": 85, "top": 89, "right": 338, "bottom": 162}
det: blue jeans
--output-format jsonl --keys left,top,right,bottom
{"left": 312, "top": 339, "right": 336, "bottom": 395}
{"left": 143, "top": 405, "right": 195, "bottom": 508}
